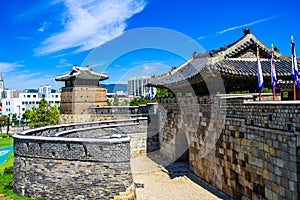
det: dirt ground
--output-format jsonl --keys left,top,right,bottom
{"left": 131, "top": 156, "right": 228, "bottom": 200}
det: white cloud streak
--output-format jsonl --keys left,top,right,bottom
{"left": 217, "top": 15, "right": 280, "bottom": 34}
{"left": 15, "top": 36, "right": 34, "bottom": 41}
{"left": 4, "top": 70, "right": 60, "bottom": 90}
{"left": 0, "top": 62, "right": 59, "bottom": 90}
{"left": 116, "top": 62, "right": 170, "bottom": 83}
{"left": 38, "top": 21, "right": 51, "bottom": 32}
{"left": 35, "top": 0, "right": 146, "bottom": 56}
{"left": 0, "top": 62, "right": 23, "bottom": 73}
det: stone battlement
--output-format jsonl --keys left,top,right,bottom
{"left": 13, "top": 118, "right": 148, "bottom": 200}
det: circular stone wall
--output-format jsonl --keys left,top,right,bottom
{"left": 13, "top": 125, "right": 136, "bottom": 200}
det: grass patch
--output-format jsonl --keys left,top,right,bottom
{"left": 0, "top": 153, "right": 13, "bottom": 175}
{"left": 0, "top": 170, "right": 39, "bottom": 200}
{"left": 0, "top": 134, "right": 39, "bottom": 200}
{"left": 0, "top": 134, "right": 13, "bottom": 148}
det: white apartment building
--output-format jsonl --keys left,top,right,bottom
{"left": 127, "top": 76, "right": 149, "bottom": 97}
{"left": 1, "top": 86, "right": 61, "bottom": 119}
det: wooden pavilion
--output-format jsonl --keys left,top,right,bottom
{"left": 149, "top": 29, "right": 300, "bottom": 100}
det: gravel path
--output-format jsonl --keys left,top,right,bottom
{"left": 131, "top": 156, "right": 227, "bottom": 200}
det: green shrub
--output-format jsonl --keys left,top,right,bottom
{"left": 4, "top": 166, "right": 13, "bottom": 175}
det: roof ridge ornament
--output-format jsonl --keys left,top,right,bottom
{"left": 243, "top": 28, "right": 252, "bottom": 35}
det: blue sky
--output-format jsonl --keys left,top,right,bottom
{"left": 0, "top": 0, "right": 299, "bottom": 90}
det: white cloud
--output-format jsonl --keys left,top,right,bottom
{"left": 55, "top": 58, "right": 73, "bottom": 68}
{"left": 198, "top": 36, "right": 206, "bottom": 40}
{"left": 35, "top": 0, "right": 146, "bottom": 56}
{"left": 4, "top": 71, "right": 59, "bottom": 90}
{"left": 38, "top": 21, "right": 51, "bottom": 32}
{"left": 0, "top": 62, "right": 23, "bottom": 73}
{"left": 115, "top": 62, "right": 170, "bottom": 83}
{"left": 217, "top": 15, "right": 280, "bottom": 34}
{"left": 0, "top": 62, "right": 59, "bottom": 90}
{"left": 15, "top": 36, "right": 34, "bottom": 41}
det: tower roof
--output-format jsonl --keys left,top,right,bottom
{"left": 149, "top": 30, "right": 300, "bottom": 94}
{"left": 55, "top": 65, "right": 108, "bottom": 82}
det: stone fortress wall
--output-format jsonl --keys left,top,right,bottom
{"left": 157, "top": 95, "right": 300, "bottom": 200}
{"left": 13, "top": 118, "right": 147, "bottom": 200}
{"left": 14, "top": 94, "right": 300, "bottom": 200}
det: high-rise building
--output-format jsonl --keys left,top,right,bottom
{"left": 127, "top": 76, "right": 149, "bottom": 97}
{"left": 0, "top": 72, "right": 4, "bottom": 98}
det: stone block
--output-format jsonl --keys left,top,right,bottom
{"left": 289, "top": 181, "right": 295, "bottom": 192}
{"left": 290, "top": 172, "right": 297, "bottom": 181}
{"left": 258, "top": 143, "right": 264, "bottom": 150}
{"left": 276, "top": 158, "right": 284, "bottom": 168}
{"left": 279, "top": 186, "right": 285, "bottom": 197}
{"left": 263, "top": 169, "right": 270, "bottom": 180}
{"left": 271, "top": 183, "right": 279, "bottom": 193}
{"left": 264, "top": 144, "right": 269, "bottom": 152}
{"left": 280, "top": 177, "right": 289, "bottom": 189}
{"left": 265, "top": 188, "right": 272, "bottom": 199}
{"left": 249, "top": 157, "right": 263, "bottom": 168}
{"left": 241, "top": 138, "right": 248, "bottom": 146}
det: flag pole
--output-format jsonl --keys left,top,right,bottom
{"left": 294, "top": 81, "right": 296, "bottom": 100}
{"left": 292, "top": 36, "right": 297, "bottom": 100}
{"left": 258, "top": 47, "right": 261, "bottom": 101}
{"left": 271, "top": 44, "right": 276, "bottom": 101}
{"left": 257, "top": 47, "right": 263, "bottom": 101}
{"left": 292, "top": 36, "right": 296, "bottom": 100}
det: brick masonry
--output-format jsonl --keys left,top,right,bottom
{"left": 157, "top": 95, "right": 300, "bottom": 200}
{"left": 60, "top": 86, "right": 107, "bottom": 115}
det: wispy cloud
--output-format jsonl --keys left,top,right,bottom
{"left": 0, "top": 62, "right": 60, "bottom": 90}
{"left": 35, "top": 0, "right": 147, "bottom": 56}
{"left": 198, "top": 36, "right": 206, "bottom": 40}
{"left": 197, "top": 14, "right": 283, "bottom": 40}
{"left": 0, "top": 62, "right": 23, "bottom": 73}
{"left": 115, "top": 62, "right": 170, "bottom": 83}
{"left": 55, "top": 58, "right": 73, "bottom": 68}
{"left": 15, "top": 36, "right": 34, "bottom": 41}
{"left": 4, "top": 70, "right": 59, "bottom": 90}
{"left": 217, "top": 15, "right": 280, "bottom": 34}
{"left": 38, "top": 21, "right": 51, "bottom": 32}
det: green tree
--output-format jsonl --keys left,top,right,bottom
{"left": 11, "top": 114, "right": 17, "bottom": 121}
{"left": 22, "top": 99, "right": 60, "bottom": 128}
{"left": 129, "top": 98, "right": 144, "bottom": 106}
{"left": 113, "top": 95, "right": 119, "bottom": 106}
{"left": 0, "top": 115, "right": 6, "bottom": 133}
{"left": 156, "top": 88, "right": 174, "bottom": 98}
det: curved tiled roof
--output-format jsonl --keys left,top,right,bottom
{"left": 150, "top": 56, "right": 209, "bottom": 87}
{"left": 214, "top": 58, "right": 292, "bottom": 77}
{"left": 149, "top": 31, "right": 298, "bottom": 92}
{"left": 55, "top": 65, "right": 108, "bottom": 81}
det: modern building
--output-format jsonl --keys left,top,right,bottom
{"left": 127, "top": 76, "right": 149, "bottom": 97}
{"left": 38, "top": 85, "right": 52, "bottom": 98}
{"left": 1, "top": 86, "right": 61, "bottom": 118}
{"left": 106, "top": 91, "right": 133, "bottom": 106}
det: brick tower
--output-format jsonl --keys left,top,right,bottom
{"left": 55, "top": 65, "right": 108, "bottom": 123}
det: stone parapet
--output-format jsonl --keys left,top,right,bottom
{"left": 12, "top": 118, "right": 146, "bottom": 200}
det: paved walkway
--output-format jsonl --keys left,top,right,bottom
{"left": 131, "top": 156, "right": 229, "bottom": 200}
{"left": 0, "top": 146, "right": 13, "bottom": 165}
